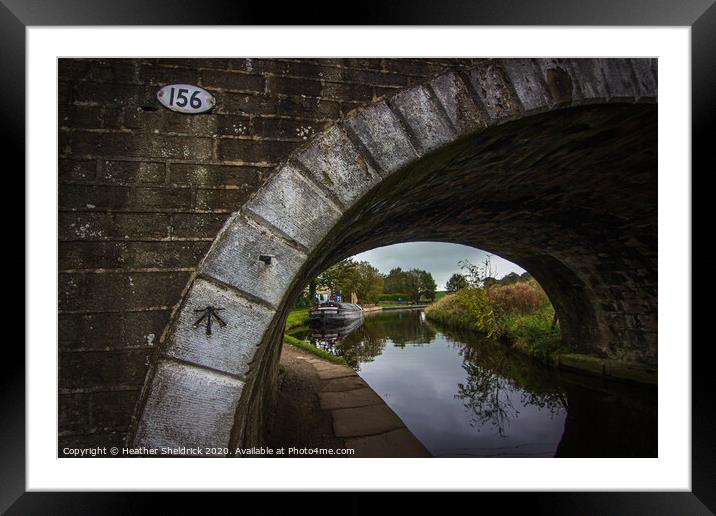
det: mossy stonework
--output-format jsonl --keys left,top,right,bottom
{"left": 58, "top": 58, "right": 657, "bottom": 454}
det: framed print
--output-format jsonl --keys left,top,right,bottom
{"left": 7, "top": 0, "right": 711, "bottom": 512}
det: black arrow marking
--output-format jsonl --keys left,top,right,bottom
{"left": 193, "top": 306, "right": 227, "bottom": 336}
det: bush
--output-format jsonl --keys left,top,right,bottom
{"left": 425, "top": 277, "right": 565, "bottom": 362}
{"left": 424, "top": 287, "right": 500, "bottom": 338}
{"left": 487, "top": 279, "right": 549, "bottom": 315}
{"left": 502, "top": 305, "right": 563, "bottom": 361}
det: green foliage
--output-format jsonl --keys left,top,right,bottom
{"left": 316, "top": 259, "right": 384, "bottom": 303}
{"left": 446, "top": 273, "right": 469, "bottom": 292}
{"left": 426, "top": 257, "right": 565, "bottom": 363}
{"left": 502, "top": 305, "right": 564, "bottom": 361}
{"left": 425, "top": 288, "right": 501, "bottom": 337}
{"left": 384, "top": 267, "right": 436, "bottom": 302}
{"left": 285, "top": 307, "right": 309, "bottom": 330}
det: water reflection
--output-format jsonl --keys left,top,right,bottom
{"left": 291, "top": 309, "right": 656, "bottom": 457}
{"left": 303, "top": 309, "right": 436, "bottom": 370}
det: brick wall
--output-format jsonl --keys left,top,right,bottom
{"left": 58, "top": 58, "right": 485, "bottom": 452}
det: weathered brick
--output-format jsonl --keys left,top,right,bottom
{"left": 122, "top": 109, "right": 219, "bottom": 136}
{"left": 171, "top": 213, "right": 231, "bottom": 239}
{"left": 219, "top": 92, "right": 277, "bottom": 115}
{"left": 74, "top": 82, "right": 153, "bottom": 107}
{"left": 276, "top": 95, "right": 341, "bottom": 118}
{"left": 86, "top": 59, "right": 139, "bottom": 83}
{"left": 250, "top": 117, "right": 328, "bottom": 141}
{"left": 59, "top": 104, "right": 107, "bottom": 130}
{"left": 59, "top": 349, "right": 151, "bottom": 389}
{"left": 216, "top": 138, "right": 299, "bottom": 163}
{"left": 137, "top": 64, "right": 200, "bottom": 86}
{"left": 58, "top": 59, "right": 90, "bottom": 80}
{"left": 59, "top": 310, "right": 170, "bottom": 350}
{"left": 214, "top": 114, "right": 252, "bottom": 137}
{"left": 98, "top": 133, "right": 214, "bottom": 160}
{"left": 144, "top": 58, "right": 230, "bottom": 70}
{"left": 321, "top": 81, "right": 374, "bottom": 102}
{"left": 169, "top": 163, "right": 262, "bottom": 187}
{"left": 59, "top": 159, "right": 96, "bottom": 182}
{"left": 91, "top": 390, "right": 141, "bottom": 431}
{"left": 194, "top": 187, "right": 255, "bottom": 211}
{"left": 101, "top": 160, "right": 165, "bottom": 184}
{"left": 59, "top": 212, "right": 171, "bottom": 241}
{"left": 59, "top": 393, "right": 90, "bottom": 434}
{"left": 267, "top": 76, "right": 323, "bottom": 97}
{"left": 201, "top": 69, "right": 264, "bottom": 92}
{"left": 59, "top": 271, "right": 190, "bottom": 311}
{"left": 122, "top": 310, "right": 172, "bottom": 348}
{"left": 59, "top": 241, "right": 211, "bottom": 270}
{"left": 129, "top": 187, "right": 193, "bottom": 210}
{"left": 59, "top": 184, "right": 130, "bottom": 210}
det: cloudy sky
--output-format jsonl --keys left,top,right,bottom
{"left": 351, "top": 242, "right": 526, "bottom": 291}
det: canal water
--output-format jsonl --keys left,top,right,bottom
{"left": 289, "top": 309, "right": 657, "bottom": 458}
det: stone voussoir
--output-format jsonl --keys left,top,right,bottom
{"left": 499, "top": 58, "right": 553, "bottom": 114}
{"left": 342, "top": 100, "right": 419, "bottom": 177}
{"left": 428, "top": 71, "right": 487, "bottom": 136}
{"left": 295, "top": 124, "right": 381, "bottom": 209}
{"left": 387, "top": 84, "right": 457, "bottom": 154}
{"left": 199, "top": 212, "right": 307, "bottom": 308}
{"left": 133, "top": 359, "right": 244, "bottom": 453}
{"left": 245, "top": 162, "right": 344, "bottom": 251}
{"left": 162, "top": 277, "right": 274, "bottom": 378}
{"left": 465, "top": 60, "right": 524, "bottom": 123}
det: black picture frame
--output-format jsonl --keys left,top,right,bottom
{"left": 6, "top": 1, "right": 710, "bottom": 513}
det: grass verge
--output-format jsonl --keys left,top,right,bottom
{"left": 285, "top": 307, "right": 310, "bottom": 330}
{"left": 283, "top": 334, "right": 348, "bottom": 366}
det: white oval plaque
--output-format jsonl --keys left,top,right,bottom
{"left": 156, "top": 84, "right": 215, "bottom": 114}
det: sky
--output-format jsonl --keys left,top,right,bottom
{"left": 351, "top": 242, "right": 526, "bottom": 291}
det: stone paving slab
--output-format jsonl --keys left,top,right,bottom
{"left": 315, "top": 365, "right": 358, "bottom": 380}
{"left": 289, "top": 345, "right": 432, "bottom": 456}
{"left": 332, "top": 404, "right": 405, "bottom": 438}
{"left": 318, "top": 387, "right": 383, "bottom": 411}
{"left": 321, "top": 376, "right": 369, "bottom": 392}
{"left": 345, "top": 428, "right": 431, "bottom": 458}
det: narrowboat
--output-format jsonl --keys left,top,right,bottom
{"left": 308, "top": 301, "right": 364, "bottom": 324}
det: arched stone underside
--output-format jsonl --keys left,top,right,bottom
{"left": 129, "top": 58, "right": 657, "bottom": 454}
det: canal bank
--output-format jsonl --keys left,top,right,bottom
{"left": 267, "top": 343, "right": 431, "bottom": 457}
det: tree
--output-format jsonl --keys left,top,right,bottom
{"left": 316, "top": 259, "right": 384, "bottom": 304}
{"left": 499, "top": 272, "right": 522, "bottom": 285}
{"left": 383, "top": 267, "right": 407, "bottom": 294}
{"left": 446, "top": 273, "right": 469, "bottom": 292}
{"left": 402, "top": 268, "right": 436, "bottom": 303}
{"left": 419, "top": 270, "right": 437, "bottom": 301}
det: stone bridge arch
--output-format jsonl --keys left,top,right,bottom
{"left": 129, "top": 58, "right": 657, "bottom": 453}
